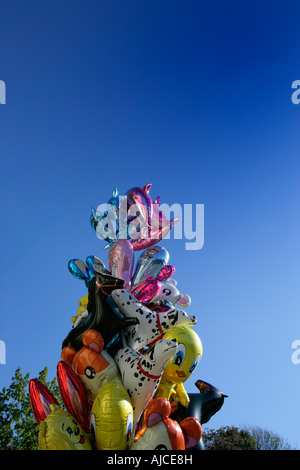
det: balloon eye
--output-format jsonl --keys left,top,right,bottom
{"left": 174, "top": 351, "right": 184, "bottom": 366}
{"left": 126, "top": 413, "right": 133, "bottom": 441}
{"left": 155, "top": 444, "right": 168, "bottom": 450}
{"left": 173, "top": 344, "right": 186, "bottom": 367}
{"left": 66, "top": 426, "right": 73, "bottom": 435}
{"left": 74, "top": 427, "right": 80, "bottom": 436}
{"left": 189, "top": 354, "right": 201, "bottom": 374}
{"left": 85, "top": 366, "right": 95, "bottom": 379}
{"left": 162, "top": 288, "right": 171, "bottom": 296}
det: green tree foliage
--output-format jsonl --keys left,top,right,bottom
{"left": 202, "top": 426, "right": 257, "bottom": 450}
{"left": 245, "top": 425, "right": 293, "bottom": 450}
{"left": 202, "top": 425, "right": 294, "bottom": 450}
{"left": 0, "top": 367, "right": 61, "bottom": 450}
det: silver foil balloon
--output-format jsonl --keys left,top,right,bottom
{"left": 131, "top": 245, "right": 170, "bottom": 287}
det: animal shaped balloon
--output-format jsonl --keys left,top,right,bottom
{"left": 68, "top": 256, "right": 107, "bottom": 288}
{"left": 61, "top": 329, "right": 123, "bottom": 407}
{"left": 156, "top": 326, "right": 203, "bottom": 407}
{"left": 114, "top": 333, "right": 178, "bottom": 434}
{"left": 152, "top": 278, "right": 191, "bottom": 309}
{"left": 171, "top": 380, "right": 228, "bottom": 450}
{"left": 29, "top": 379, "right": 91, "bottom": 450}
{"left": 90, "top": 382, "right": 133, "bottom": 450}
{"left": 62, "top": 329, "right": 133, "bottom": 451}
{"left": 62, "top": 270, "right": 126, "bottom": 351}
{"left": 71, "top": 294, "right": 89, "bottom": 328}
{"left": 130, "top": 398, "right": 202, "bottom": 450}
{"left": 39, "top": 405, "right": 92, "bottom": 451}
{"left": 108, "top": 289, "right": 197, "bottom": 350}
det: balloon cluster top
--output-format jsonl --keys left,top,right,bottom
{"left": 90, "top": 184, "right": 180, "bottom": 251}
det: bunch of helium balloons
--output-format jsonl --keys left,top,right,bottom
{"left": 29, "top": 184, "right": 226, "bottom": 450}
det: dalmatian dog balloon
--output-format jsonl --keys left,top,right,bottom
{"left": 109, "top": 289, "right": 196, "bottom": 351}
{"left": 114, "top": 333, "right": 178, "bottom": 434}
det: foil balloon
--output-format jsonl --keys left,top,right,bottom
{"left": 90, "top": 203, "right": 119, "bottom": 249}
{"left": 174, "top": 380, "right": 228, "bottom": 426}
{"left": 61, "top": 329, "right": 123, "bottom": 407}
{"left": 62, "top": 271, "right": 125, "bottom": 351}
{"left": 172, "top": 381, "right": 227, "bottom": 451}
{"left": 130, "top": 201, "right": 180, "bottom": 251}
{"left": 156, "top": 264, "right": 176, "bottom": 281}
{"left": 109, "top": 289, "right": 197, "bottom": 350}
{"left": 39, "top": 404, "right": 92, "bottom": 450}
{"left": 152, "top": 278, "right": 191, "bottom": 309}
{"left": 114, "top": 333, "right": 178, "bottom": 433}
{"left": 108, "top": 239, "right": 134, "bottom": 290}
{"left": 131, "top": 246, "right": 170, "bottom": 287}
{"left": 107, "top": 187, "right": 119, "bottom": 208}
{"left": 71, "top": 294, "right": 89, "bottom": 327}
{"left": 29, "top": 379, "right": 59, "bottom": 425}
{"left": 57, "top": 361, "right": 90, "bottom": 433}
{"left": 130, "top": 277, "right": 160, "bottom": 304}
{"left": 126, "top": 183, "right": 153, "bottom": 229}
{"left": 85, "top": 255, "right": 105, "bottom": 269}
{"left": 90, "top": 382, "right": 133, "bottom": 450}
{"left": 29, "top": 379, "right": 91, "bottom": 450}
{"left": 131, "top": 398, "right": 202, "bottom": 450}
{"left": 156, "top": 326, "right": 203, "bottom": 407}
{"left": 68, "top": 256, "right": 107, "bottom": 287}
{"left": 131, "top": 264, "right": 175, "bottom": 303}
{"left": 68, "top": 259, "right": 90, "bottom": 282}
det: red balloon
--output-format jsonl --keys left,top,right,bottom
{"left": 29, "top": 378, "right": 59, "bottom": 424}
{"left": 57, "top": 361, "right": 90, "bottom": 432}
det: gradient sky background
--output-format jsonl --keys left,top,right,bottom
{"left": 0, "top": 0, "right": 299, "bottom": 449}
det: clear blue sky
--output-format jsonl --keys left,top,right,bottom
{"left": 0, "top": 0, "right": 299, "bottom": 449}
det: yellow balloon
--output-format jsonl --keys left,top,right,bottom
{"left": 156, "top": 326, "right": 203, "bottom": 407}
{"left": 90, "top": 382, "right": 133, "bottom": 450}
{"left": 71, "top": 295, "right": 89, "bottom": 324}
{"left": 39, "top": 405, "right": 92, "bottom": 450}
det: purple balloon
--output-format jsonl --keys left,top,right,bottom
{"left": 108, "top": 239, "right": 135, "bottom": 290}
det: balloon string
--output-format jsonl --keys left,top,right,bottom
{"left": 95, "top": 281, "right": 121, "bottom": 296}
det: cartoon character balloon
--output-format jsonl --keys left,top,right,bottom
{"left": 62, "top": 329, "right": 134, "bottom": 451}
{"left": 29, "top": 379, "right": 92, "bottom": 450}
{"left": 90, "top": 382, "right": 133, "bottom": 450}
{"left": 109, "top": 289, "right": 197, "bottom": 351}
{"left": 131, "top": 398, "right": 202, "bottom": 450}
{"left": 61, "top": 329, "right": 123, "bottom": 407}
{"left": 39, "top": 405, "right": 92, "bottom": 450}
{"left": 114, "top": 333, "right": 178, "bottom": 434}
{"left": 156, "top": 326, "right": 203, "bottom": 407}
